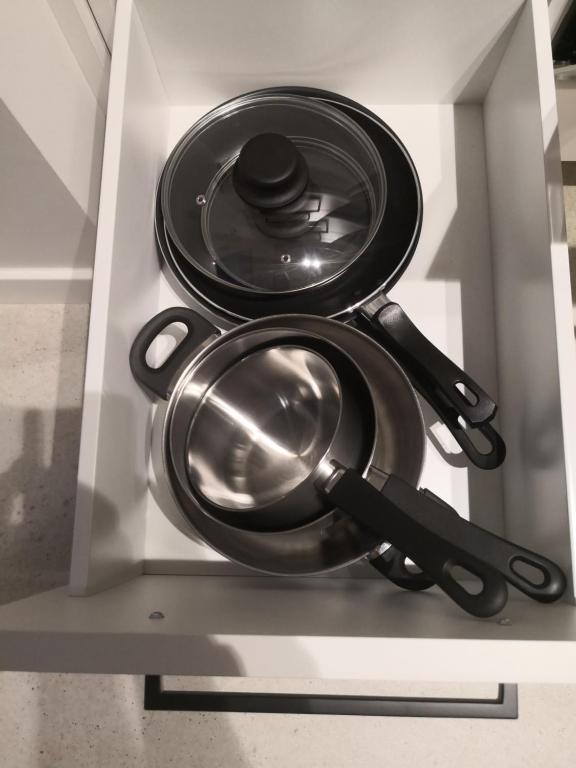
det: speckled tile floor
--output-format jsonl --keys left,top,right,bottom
{"left": 1, "top": 195, "right": 576, "bottom": 767}
{"left": 0, "top": 305, "right": 88, "bottom": 606}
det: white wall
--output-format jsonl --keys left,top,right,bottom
{"left": 87, "top": 0, "right": 116, "bottom": 50}
{"left": 0, "top": 0, "right": 110, "bottom": 301}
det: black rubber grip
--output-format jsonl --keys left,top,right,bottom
{"left": 329, "top": 470, "right": 566, "bottom": 615}
{"left": 361, "top": 302, "right": 497, "bottom": 426}
{"left": 370, "top": 548, "right": 435, "bottom": 591}
{"left": 129, "top": 307, "right": 219, "bottom": 399}
{"left": 370, "top": 488, "right": 457, "bottom": 591}
{"left": 420, "top": 383, "right": 507, "bottom": 470}
{"left": 328, "top": 470, "right": 509, "bottom": 618}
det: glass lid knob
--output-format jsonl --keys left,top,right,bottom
{"left": 232, "top": 132, "right": 309, "bottom": 210}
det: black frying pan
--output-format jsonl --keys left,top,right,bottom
{"left": 156, "top": 86, "right": 506, "bottom": 469}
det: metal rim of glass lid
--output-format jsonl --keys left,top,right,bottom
{"left": 162, "top": 94, "right": 387, "bottom": 295}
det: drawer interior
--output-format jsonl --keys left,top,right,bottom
{"left": 68, "top": 0, "right": 576, "bottom": 647}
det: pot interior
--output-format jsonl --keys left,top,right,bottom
{"left": 186, "top": 345, "right": 343, "bottom": 511}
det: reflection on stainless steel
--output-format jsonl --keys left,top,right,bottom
{"left": 186, "top": 347, "right": 341, "bottom": 510}
{"left": 315, "top": 459, "right": 345, "bottom": 494}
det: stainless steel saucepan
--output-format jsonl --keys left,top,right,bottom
{"left": 130, "top": 308, "right": 566, "bottom": 617}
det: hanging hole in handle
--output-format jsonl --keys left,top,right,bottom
{"left": 455, "top": 382, "right": 479, "bottom": 406}
{"left": 456, "top": 416, "right": 494, "bottom": 456}
{"left": 145, "top": 322, "right": 189, "bottom": 369}
{"left": 447, "top": 564, "right": 484, "bottom": 595}
{"left": 510, "top": 556, "right": 549, "bottom": 588}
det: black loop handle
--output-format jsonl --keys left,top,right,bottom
{"left": 360, "top": 301, "right": 497, "bottom": 426}
{"left": 370, "top": 547, "right": 435, "bottom": 591}
{"left": 129, "top": 307, "right": 220, "bottom": 400}
{"left": 327, "top": 470, "right": 509, "bottom": 618}
{"left": 446, "top": 420, "right": 506, "bottom": 470}
{"left": 397, "top": 347, "right": 506, "bottom": 470}
{"left": 449, "top": 523, "right": 567, "bottom": 603}
{"left": 346, "top": 477, "right": 567, "bottom": 603}
{"left": 371, "top": 488, "right": 458, "bottom": 591}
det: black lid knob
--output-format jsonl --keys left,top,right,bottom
{"left": 232, "top": 133, "right": 309, "bottom": 210}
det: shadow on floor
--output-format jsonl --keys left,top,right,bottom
{"left": 0, "top": 304, "right": 88, "bottom": 606}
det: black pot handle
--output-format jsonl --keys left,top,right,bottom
{"left": 370, "top": 547, "right": 435, "bottom": 591}
{"left": 129, "top": 307, "right": 220, "bottom": 400}
{"left": 411, "top": 485, "right": 566, "bottom": 603}
{"left": 439, "top": 521, "right": 568, "bottom": 604}
{"left": 327, "top": 469, "right": 508, "bottom": 617}
{"left": 423, "top": 380, "right": 506, "bottom": 470}
{"left": 359, "top": 299, "right": 497, "bottom": 427}
{"left": 369, "top": 490, "right": 456, "bottom": 591}
{"left": 445, "top": 418, "right": 506, "bottom": 471}
{"left": 327, "top": 470, "right": 566, "bottom": 615}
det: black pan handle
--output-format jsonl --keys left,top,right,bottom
{"left": 359, "top": 300, "right": 497, "bottom": 427}
{"left": 370, "top": 547, "right": 435, "bottom": 591}
{"left": 422, "top": 382, "right": 506, "bottom": 470}
{"left": 441, "top": 521, "right": 568, "bottom": 603}
{"left": 407, "top": 481, "right": 566, "bottom": 603}
{"left": 327, "top": 470, "right": 566, "bottom": 615}
{"left": 130, "top": 307, "right": 220, "bottom": 400}
{"left": 412, "top": 496, "right": 566, "bottom": 603}
{"left": 370, "top": 488, "right": 457, "bottom": 591}
{"left": 327, "top": 469, "right": 509, "bottom": 617}
{"left": 372, "top": 491, "right": 567, "bottom": 602}
{"left": 444, "top": 419, "right": 506, "bottom": 471}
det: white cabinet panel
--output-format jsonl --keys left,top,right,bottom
{"left": 0, "top": 0, "right": 109, "bottom": 301}
{"left": 1, "top": 0, "right": 575, "bottom": 684}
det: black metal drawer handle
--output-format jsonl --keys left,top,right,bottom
{"left": 144, "top": 676, "right": 518, "bottom": 719}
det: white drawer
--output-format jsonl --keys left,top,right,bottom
{"left": 2, "top": 0, "right": 576, "bottom": 684}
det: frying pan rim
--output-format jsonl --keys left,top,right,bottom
{"left": 157, "top": 86, "right": 423, "bottom": 322}
{"left": 162, "top": 93, "right": 389, "bottom": 296}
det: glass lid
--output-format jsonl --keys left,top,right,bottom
{"left": 162, "top": 94, "right": 387, "bottom": 294}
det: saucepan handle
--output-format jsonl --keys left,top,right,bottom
{"left": 359, "top": 300, "right": 497, "bottom": 427}
{"left": 326, "top": 470, "right": 567, "bottom": 617}
{"left": 445, "top": 522, "right": 567, "bottom": 603}
{"left": 422, "top": 385, "right": 506, "bottom": 470}
{"left": 405, "top": 491, "right": 566, "bottom": 602}
{"left": 370, "top": 488, "right": 457, "bottom": 591}
{"left": 444, "top": 416, "right": 506, "bottom": 471}
{"left": 370, "top": 547, "right": 435, "bottom": 591}
{"left": 130, "top": 307, "right": 220, "bottom": 400}
{"left": 326, "top": 469, "right": 509, "bottom": 617}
